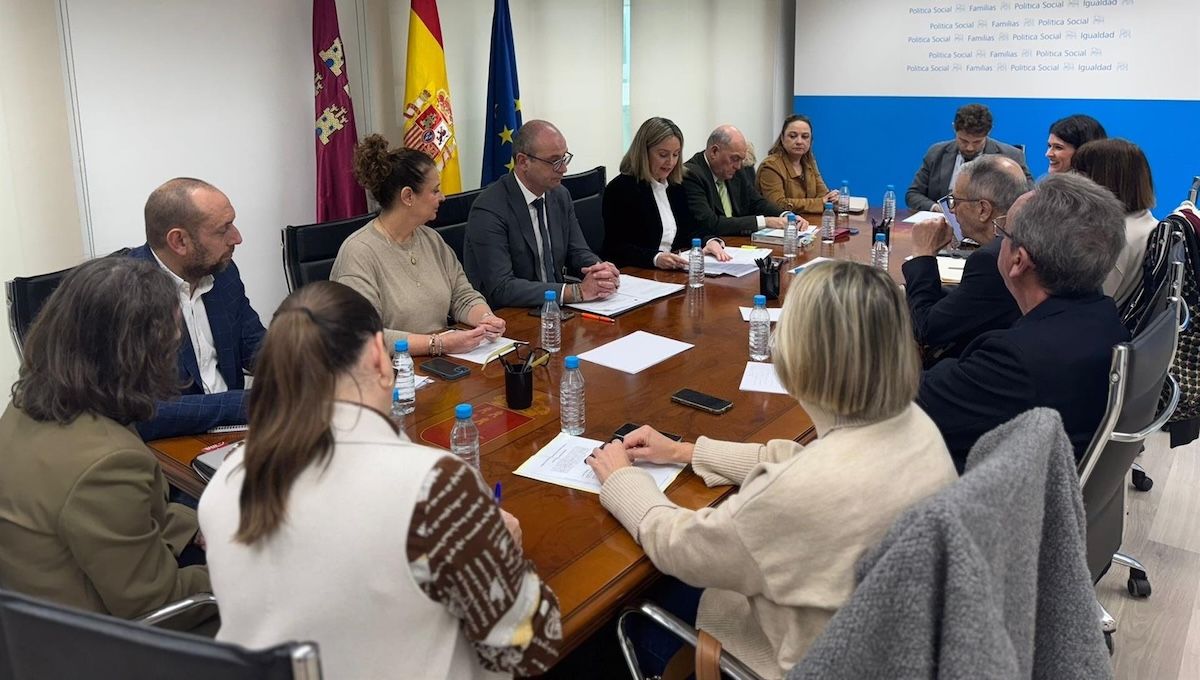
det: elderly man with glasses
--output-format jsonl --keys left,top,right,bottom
{"left": 682, "top": 124, "right": 792, "bottom": 237}
{"left": 902, "top": 155, "right": 1030, "bottom": 360}
{"left": 464, "top": 119, "right": 619, "bottom": 308}
{"left": 917, "top": 172, "right": 1130, "bottom": 473}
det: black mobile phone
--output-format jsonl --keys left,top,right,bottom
{"left": 420, "top": 358, "right": 470, "bottom": 381}
{"left": 528, "top": 307, "right": 576, "bottom": 320}
{"left": 671, "top": 389, "right": 733, "bottom": 415}
{"left": 613, "top": 422, "right": 683, "bottom": 442}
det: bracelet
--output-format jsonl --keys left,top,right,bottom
{"left": 427, "top": 334, "right": 438, "bottom": 356}
{"left": 572, "top": 283, "right": 583, "bottom": 302}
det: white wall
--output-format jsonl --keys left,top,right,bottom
{"left": 0, "top": 0, "right": 85, "bottom": 390}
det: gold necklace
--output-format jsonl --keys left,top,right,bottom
{"left": 375, "top": 219, "right": 418, "bottom": 265}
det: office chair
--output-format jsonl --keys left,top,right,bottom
{"left": 281, "top": 212, "right": 377, "bottom": 292}
{"left": 616, "top": 601, "right": 763, "bottom": 680}
{"left": 560, "top": 166, "right": 607, "bottom": 253}
{"left": 0, "top": 587, "right": 321, "bottom": 680}
{"left": 1079, "top": 299, "right": 1182, "bottom": 651}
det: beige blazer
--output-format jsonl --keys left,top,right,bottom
{"left": 0, "top": 403, "right": 209, "bottom": 618}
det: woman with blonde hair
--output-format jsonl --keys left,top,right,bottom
{"left": 756, "top": 114, "right": 840, "bottom": 214}
{"left": 603, "top": 116, "right": 731, "bottom": 268}
{"left": 331, "top": 134, "right": 504, "bottom": 356}
{"left": 587, "top": 261, "right": 957, "bottom": 678}
{"left": 199, "top": 281, "right": 560, "bottom": 678}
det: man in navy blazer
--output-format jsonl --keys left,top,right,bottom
{"left": 464, "top": 119, "right": 620, "bottom": 308}
{"left": 902, "top": 155, "right": 1027, "bottom": 360}
{"left": 906, "top": 103, "right": 1033, "bottom": 212}
{"left": 130, "top": 178, "right": 265, "bottom": 441}
{"left": 918, "top": 172, "right": 1130, "bottom": 472}
{"left": 681, "top": 125, "right": 791, "bottom": 237}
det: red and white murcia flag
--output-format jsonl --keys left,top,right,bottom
{"left": 313, "top": 0, "right": 367, "bottom": 221}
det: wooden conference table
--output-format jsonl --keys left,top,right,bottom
{"left": 149, "top": 208, "right": 916, "bottom": 658}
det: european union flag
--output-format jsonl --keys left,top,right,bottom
{"left": 481, "top": 0, "right": 522, "bottom": 187}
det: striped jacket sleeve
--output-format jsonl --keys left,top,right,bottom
{"left": 406, "top": 457, "right": 562, "bottom": 675}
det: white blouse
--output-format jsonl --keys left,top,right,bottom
{"left": 651, "top": 179, "right": 678, "bottom": 253}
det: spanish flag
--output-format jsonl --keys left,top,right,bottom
{"left": 403, "top": 0, "right": 461, "bottom": 194}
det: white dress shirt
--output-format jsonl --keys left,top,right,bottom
{"left": 514, "top": 174, "right": 569, "bottom": 299}
{"left": 651, "top": 179, "right": 678, "bottom": 253}
{"left": 151, "top": 248, "right": 227, "bottom": 394}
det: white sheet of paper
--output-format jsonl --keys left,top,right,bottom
{"left": 709, "top": 247, "right": 773, "bottom": 264}
{"left": 738, "top": 306, "right": 784, "bottom": 322}
{"left": 790, "top": 256, "right": 835, "bottom": 274}
{"left": 514, "top": 432, "right": 686, "bottom": 494}
{"left": 936, "top": 256, "right": 966, "bottom": 284}
{"left": 577, "top": 330, "right": 693, "bottom": 374}
{"left": 903, "top": 210, "right": 942, "bottom": 224}
{"left": 739, "top": 361, "right": 788, "bottom": 395}
{"left": 704, "top": 262, "right": 758, "bottom": 278}
{"left": 446, "top": 336, "right": 520, "bottom": 365}
{"left": 566, "top": 274, "right": 684, "bottom": 316}
{"left": 414, "top": 375, "right": 434, "bottom": 390}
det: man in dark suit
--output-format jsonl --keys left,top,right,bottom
{"left": 902, "top": 155, "right": 1027, "bottom": 360}
{"left": 918, "top": 172, "right": 1130, "bottom": 472}
{"left": 682, "top": 125, "right": 795, "bottom": 237}
{"left": 130, "top": 178, "right": 265, "bottom": 441}
{"left": 906, "top": 103, "right": 1034, "bottom": 212}
{"left": 464, "top": 119, "right": 619, "bottom": 308}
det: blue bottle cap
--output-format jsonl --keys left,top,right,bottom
{"left": 393, "top": 388, "right": 400, "bottom": 400}
{"left": 455, "top": 403, "right": 473, "bottom": 419}
{"left": 754, "top": 294, "right": 766, "bottom": 306}
{"left": 825, "top": 202, "right": 833, "bottom": 209}
{"left": 841, "top": 179, "right": 848, "bottom": 184}
{"left": 886, "top": 184, "right": 895, "bottom": 190}
{"left": 394, "top": 339, "right": 408, "bottom": 353}
{"left": 875, "top": 233, "right": 887, "bottom": 242}
{"left": 544, "top": 290, "right": 556, "bottom": 301}
{"left": 692, "top": 238, "right": 702, "bottom": 247}
{"left": 564, "top": 355, "right": 580, "bottom": 369}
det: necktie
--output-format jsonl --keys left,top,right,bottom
{"left": 532, "top": 197, "right": 558, "bottom": 283}
{"left": 716, "top": 180, "right": 733, "bottom": 218}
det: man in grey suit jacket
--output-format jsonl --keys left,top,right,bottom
{"left": 682, "top": 125, "right": 795, "bottom": 237}
{"left": 906, "top": 103, "right": 1034, "bottom": 212}
{"left": 465, "top": 119, "right": 619, "bottom": 308}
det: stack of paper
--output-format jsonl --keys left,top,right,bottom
{"left": 514, "top": 432, "right": 685, "bottom": 494}
{"left": 903, "top": 210, "right": 942, "bottom": 224}
{"left": 577, "top": 330, "right": 693, "bottom": 374}
{"left": 752, "top": 226, "right": 818, "bottom": 245}
{"left": 739, "top": 361, "right": 788, "bottom": 395}
{"left": 704, "top": 247, "right": 773, "bottom": 278}
{"left": 936, "top": 256, "right": 966, "bottom": 284}
{"left": 566, "top": 274, "right": 684, "bottom": 317}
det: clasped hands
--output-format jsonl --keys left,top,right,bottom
{"left": 580, "top": 261, "right": 622, "bottom": 299}
{"left": 584, "top": 425, "right": 695, "bottom": 484}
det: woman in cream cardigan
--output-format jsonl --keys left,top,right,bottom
{"left": 756, "top": 114, "right": 840, "bottom": 214}
{"left": 587, "top": 261, "right": 958, "bottom": 679}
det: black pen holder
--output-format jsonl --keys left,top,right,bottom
{"left": 872, "top": 221, "right": 892, "bottom": 247}
{"left": 503, "top": 365, "right": 534, "bottom": 410}
{"left": 759, "top": 267, "right": 781, "bottom": 300}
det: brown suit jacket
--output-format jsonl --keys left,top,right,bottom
{"left": 0, "top": 403, "right": 209, "bottom": 618}
{"left": 756, "top": 153, "right": 831, "bottom": 214}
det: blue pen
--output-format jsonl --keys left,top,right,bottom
{"left": 493, "top": 482, "right": 502, "bottom": 504}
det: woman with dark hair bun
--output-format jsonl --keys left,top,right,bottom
{"left": 1045, "top": 114, "right": 1107, "bottom": 173}
{"left": 0, "top": 256, "right": 211, "bottom": 621}
{"left": 199, "top": 281, "right": 560, "bottom": 678}
{"left": 331, "top": 134, "right": 504, "bottom": 357}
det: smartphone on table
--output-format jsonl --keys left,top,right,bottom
{"left": 670, "top": 389, "right": 733, "bottom": 415}
{"left": 613, "top": 422, "right": 684, "bottom": 443}
{"left": 419, "top": 358, "right": 470, "bottom": 381}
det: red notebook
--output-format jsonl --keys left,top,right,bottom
{"left": 420, "top": 402, "right": 534, "bottom": 450}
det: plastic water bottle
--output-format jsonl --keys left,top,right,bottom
{"left": 541, "top": 290, "right": 561, "bottom": 353}
{"left": 391, "top": 339, "right": 415, "bottom": 418}
{"left": 882, "top": 184, "right": 897, "bottom": 223}
{"left": 821, "top": 202, "right": 835, "bottom": 243}
{"left": 871, "top": 233, "right": 890, "bottom": 271}
{"left": 688, "top": 238, "right": 704, "bottom": 288}
{"left": 838, "top": 180, "right": 850, "bottom": 214}
{"left": 782, "top": 213, "right": 799, "bottom": 259}
{"left": 560, "top": 355, "right": 586, "bottom": 435}
{"left": 749, "top": 294, "right": 771, "bottom": 361}
{"left": 450, "top": 403, "right": 480, "bottom": 470}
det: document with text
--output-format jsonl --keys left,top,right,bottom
{"left": 566, "top": 274, "right": 684, "bottom": 316}
{"left": 514, "top": 432, "right": 686, "bottom": 494}
{"left": 704, "top": 247, "right": 773, "bottom": 278}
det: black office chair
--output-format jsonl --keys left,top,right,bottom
{"left": 5, "top": 248, "right": 132, "bottom": 354}
{"left": 1079, "top": 299, "right": 1182, "bottom": 651}
{"left": 561, "top": 166, "right": 607, "bottom": 254}
{"left": 429, "top": 185, "right": 486, "bottom": 230}
{"left": 0, "top": 587, "right": 321, "bottom": 680}
{"left": 281, "top": 212, "right": 377, "bottom": 292}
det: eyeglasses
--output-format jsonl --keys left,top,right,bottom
{"left": 992, "top": 213, "right": 1013, "bottom": 239}
{"left": 525, "top": 151, "right": 574, "bottom": 171}
{"left": 940, "top": 193, "right": 988, "bottom": 211}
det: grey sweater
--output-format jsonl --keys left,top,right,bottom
{"left": 788, "top": 408, "right": 1112, "bottom": 680}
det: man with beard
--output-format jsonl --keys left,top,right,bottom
{"left": 130, "top": 178, "right": 265, "bottom": 441}
{"left": 905, "top": 103, "right": 1033, "bottom": 212}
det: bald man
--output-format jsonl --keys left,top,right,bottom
{"left": 464, "top": 119, "right": 619, "bottom": 308}
{"left": 682, "top": 125, "right": 789, "bottom": 237}
{"left": 903, "top": 155, "right": 1031, "bottom": 360}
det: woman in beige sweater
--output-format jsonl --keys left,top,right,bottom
{"left": 332, "top": 135, "right": 504, "bottom": 355}
{"left": 588, "top": 261, "right": 958, "bottom": 679}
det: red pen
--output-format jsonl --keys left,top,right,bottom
{"left": 200, "top": 441, "right": 229, "bottom": 453}
{"left": 581, "top": 312, "right": 615, "bottom": 324}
